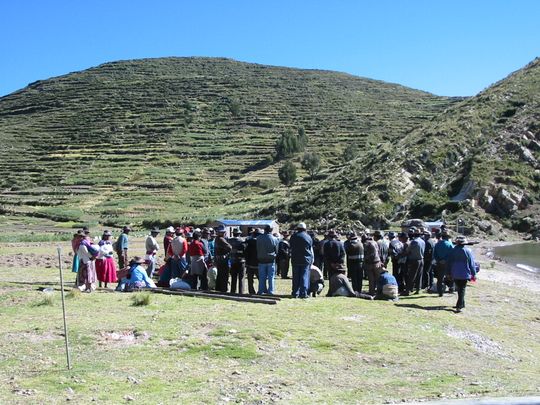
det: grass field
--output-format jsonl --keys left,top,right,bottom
{"left": 0, "top": 240, "right": 539, "bottom": 404}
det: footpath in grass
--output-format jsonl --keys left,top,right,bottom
{"left": 0, "top": 244, "right": 539, "bottom": 404}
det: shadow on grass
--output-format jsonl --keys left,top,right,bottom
{"left": 394, "top": 303, "right": 455, "bottom": 312}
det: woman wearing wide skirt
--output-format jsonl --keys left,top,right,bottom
{"left": 96, "top": 230, "right": 118, "bottom": 288}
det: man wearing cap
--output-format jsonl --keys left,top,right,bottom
{"left": 405, "top": 228, "right": 425, "bottom": 295}
{"left": 446, "top": 236, "right": 477, "bottom": 312}
{"left": 214, "top": 226, "right": 232, "bottom": 292}
{"left": 144, "top": 227, "right": 160, "bottom": 277}
{"left": 289, "top": 222, "right": 314, "bottom": 298}
{"left": 245, "top": 228, "right": 260, "bottom": 294}
{"left": 363, "top": 232, "right": 382, "bottom": 295}
{"left": 115, "top": 226, "right": 131, "bottom": 270}
{"left": 433, "top": 231, "right": 454, "bottom": 296}
{"left": 256, "top": 225, "right": 279, "bottom": 295}
{"left": 277, "top": 231, "right": 291, "bottom": 279}
{"left": 344, "top": 231, "right": 364, "bottom": 293}
{"left": 228, "top": 228, "right": 246, "bottom": 294}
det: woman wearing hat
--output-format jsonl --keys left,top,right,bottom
{"left": 117, "top": 256, "right": 156, "bottom": 291}
{"left": 446, "top": 236, "right": 477, "bottom": 313}
{"left": 96, "top": 230, "right": 118, "bottom": 288}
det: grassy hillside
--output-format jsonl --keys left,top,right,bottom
{"left": 0, "top": 57, "right": 454, "bottom": 229}
{"left": 277, "top": 58, "right": 540, "bottom": 237}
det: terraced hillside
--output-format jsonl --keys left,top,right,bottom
{"left": 277, "top": 58, "right": 540, "bottom": 238}
{"left": 0, "top": 57, "right": 454, "bottom": 227}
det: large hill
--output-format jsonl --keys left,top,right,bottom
{"left": 274, "top": 58, "right": 540, "bottom": 238}
{"left": 0, "top": 57, "right": 454, "bottom": 228}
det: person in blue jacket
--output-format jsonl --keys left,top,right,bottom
{"left": 376, "top": 268, "right": 399, "bottom": 301}
{"left": 446, "top": 236, "right": 477, "bottom": 312}
{"left": 117, "top": 256, "right": 156, "bottom": 291}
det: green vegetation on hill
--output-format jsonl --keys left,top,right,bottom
{"left": 0, "top": 57, "right": 454, "bottom": 228}
{"left": 275, "top": 58, "right": 540, "bottom": 237}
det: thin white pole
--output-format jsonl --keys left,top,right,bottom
{"left": 57, "top": 247, "right": 72, "bottom": 370}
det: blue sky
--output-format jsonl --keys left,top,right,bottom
{"left": 1, "top": 0, "right": 539, "bottom": 97}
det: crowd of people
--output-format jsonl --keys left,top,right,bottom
{"left": 70, "top": 222, "right": 478, "bottom": 312}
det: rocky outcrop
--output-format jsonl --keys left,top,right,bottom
{"left": 477, "top": 186, "right": 529, "bottom": 217}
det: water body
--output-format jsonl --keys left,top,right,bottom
{"left": 493, "top": 243, "right": 540, "bottom": 273}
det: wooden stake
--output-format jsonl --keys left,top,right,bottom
{"left": 57, "top": 247, "right": 72, "bottom": 370}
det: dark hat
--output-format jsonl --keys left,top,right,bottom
{"left": 388, "top": 231, "right": 396, "bottom": 239}
{"left": 232, "top": 228, "right": 241, "bottom": 235}
{"left": 216, "top": 225, "right": 226, "bottom": 233}
{"left": 102, "top": 230, "right": 112, "bottom": 237}
{"left": 150, "top": 227, "right": 160, "bottom": 234}
{"left": 455, "top": 235, "right": 468, "bottom": 245}
{"left": 129, "top": 256, "right": 145, "bottom": 265}
{"left": 82, "top": 226, "right": 90, "bottom": 235}
{"left": 398, "top": 232, "right": 408, "bottom": 239}
{"left": 122, "top": 226, "right": 131, "bottom": 232}
{"left": 74, "top": 230, "right": 85, "bottom": 237}
{"left": 373, "top": 230, "right": 384, "bottom": 238}
{"left": 175, "top": 226, "right": 184, "bottom": 234}
{"left": 347, "top": 231, "right": 357, "bottom": 239}
{"left": 334, "top": 263, "right": 347, "bottom": 272}
{"left": 264, "top": 224, "right": 273, "bottom": 233}
{"left": 328, "top": 229, "right": 337, "bottom": 238}
{"left": 192, "top": 231, "right": 201, "bottom": 239}
{"left": 202, "top": 227, "right": 210, "bottom": 234}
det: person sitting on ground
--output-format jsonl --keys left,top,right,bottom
{"left": 327, "top": 263, "right": 373, "bottom": 299}
{"left": 375, "top": 268, "right": 399, "bottom": 301}
{"left": 117, "top": 256, "right": 156, "bottom": 291}
{"left": 308, "top": 265, "right": 324, "bottom": 297}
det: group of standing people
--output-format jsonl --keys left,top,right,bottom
{"left": 70, "top": 221, "right": 478, "bottom": 312}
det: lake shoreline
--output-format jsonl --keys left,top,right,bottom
{"left": 472, "top": 239, "right": 540, "bottom": 293}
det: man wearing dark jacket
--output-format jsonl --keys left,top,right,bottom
{"left": 244, "top": 228, "right": 260, "bottom": 294}
{"left": 344, "top": 231, "right": 364, "bottom": 293}
{"left": 323, "top": 230, "right": 345, "bottom": 278}
{"left": 289, "top": 222, "right": 314, "bottom": 298}
{"left": 405, "top": 228, "right": 425, "bottom": 295}
{"left": 214, "top": 226, "right": 232, "bottom": 293}
{"left": 228, "top": 228, "right": 246, "bottom": 294}
{"left": 277, "top": 231, "right": 291, "bottom": 279}
{"left": 421, "top": 231, "right": 435, "bottom": 290}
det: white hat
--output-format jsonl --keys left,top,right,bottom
{"left": 166, "top": 226, "right": 175, "bottom": 233}
{"left": 297, "top": 222, "right": 307, "bottom": 230}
